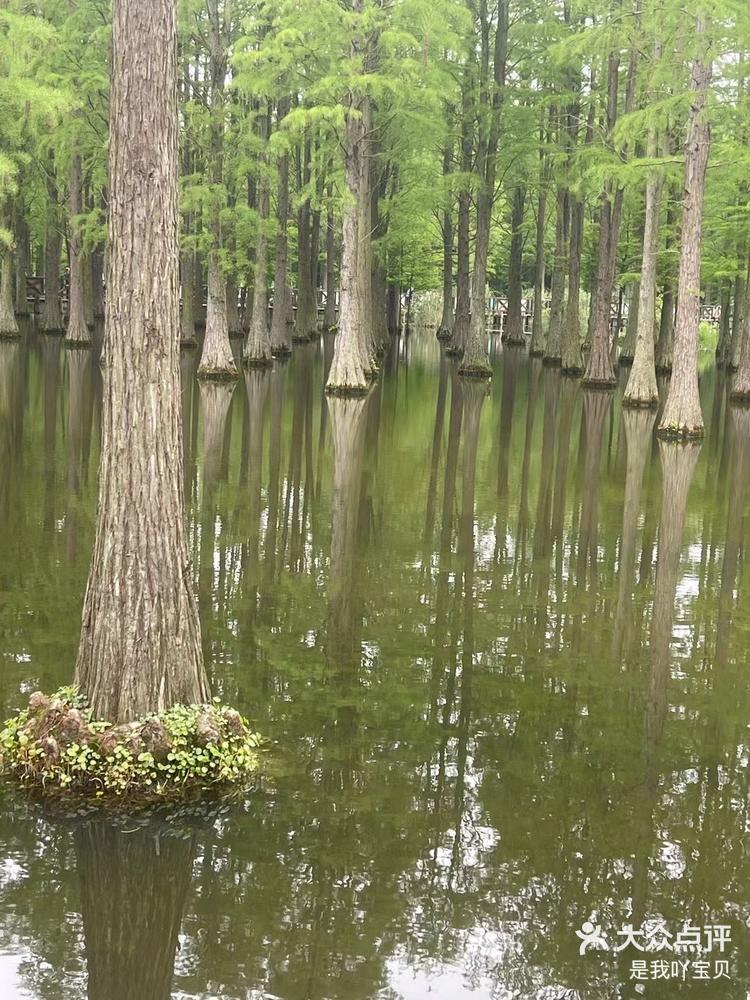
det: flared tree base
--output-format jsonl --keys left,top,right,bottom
{"left": 436, "top": 327, "right": 453, "bottom": 342}
{"left": 529, "top": 348, "right": 545, "bottom": 358}
{"left": 271, "top": 346, "right": 292, "bottom": 358}
{"left": 581, "top": 375, "right": 617, "bottom": 390}
{"left": 543, "top": 356, "right": 562, "bottom": 367}
{"left": 562, "top": 365, "right": 584, "bottom": 377}
{"left": 242, "top": 355, "right": 273, "bottom": 369}
{"left": 622, "top": 393, "right": 659, "bottom": 410}
{"left": 504, "top": 335, "right": 527, "bottom": 347}
{"left": 0, "top": 329, "right": 21, "bottom": 341}
{"left": 325, "top": 382, "right": 371, "bottom": 397}
{"left": 729, "top": 388, "right": 750, "bottom": 406}
{"left": 444, "top": 345, "right": 463, "bottom": 358}
{"left": 65, "top": 338, "right": 92, "bottom": 350}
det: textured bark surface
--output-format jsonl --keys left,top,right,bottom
{"left": 728, "top": 270, "right": 746, "bottom": 370}
{"left": 655, "top": 288, "right": 674, "bottom": 373}
{"left": 504, "top": 185, "right": 526, "bottom": 345}
{"left": 624, "top": 128, "right": 664, "bottom": 408}
{"left": 323, "top": 187, "right": 337, "bottom": 332}
{"left": 41, "top": 156, "right": 65, "bottom": 334}
{"left": 658, "top": 31, "right": 711, "bottom": 438}
{"left": 544, "top": 187, "right": 567, "bottom": 364}
{"left": 619, "top": 280, "right": 640, "bottom": 364}
{"left": 180, "top": 249, "right": 197, "bottom": 346}
{"left": 75, "top": 0, "right": 209, "bottom": 722}
{"left": 326, "top": 33, "right": 370, "bottom": 396}
{"left": 715, "top": 280, "right": 732, "bottom": 367}
{"left": 13, "top": 211, "right": 29, "bottom": 316}
{"left": 66, "top": 152, "right": 92, "bottom": 346}
{"left": 198, "top": 253, "right": 238, "bottom": 379}
{"left": 448, "top": 66, "right": 473, "bottom": 357}
{"left": 730, "top": 296, "right": 750, "bottom": 402}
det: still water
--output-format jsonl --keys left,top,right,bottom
{"left": 0, "top": 325, "right": 749, "bottom": 999}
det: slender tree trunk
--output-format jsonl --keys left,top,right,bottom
{"left": 75, "top": 0, "right": 209, "bottom": 722}
{"left": 449, "top": 66, "right": 473, "bottom": 356}
{"left": 14, "top": 210, "right": 29, "bottom": 317}
{"left": 92, "top": 243, "right": 105, "bottom": 319}
{"left": 324, "top": 185, "right": 337, "bottom": 331}
{"left": 625, "top": 127, "right": 665, "bottom": 407}
{"left": 728, "top": 268, "right": 746, "bottom": 371}
{"left": 437, "top": 141, "right": 455, "bottom": 341}
{"left": 271, "top": 103, "right": 292, "bottom": 353}
{"left": 66, "top": 153, "right": 91, "bottom": 346}
{"left": 244, "top": 109, "right": 273, "bottom": 367}
{"left": 544, "top": 186, "right": 567, "bottom": 364}
{"left": 180, "top": 249, "right": 197, "bottom": 346}
{"left": 198, "top": 0, "right": 235, "bottom": 378}
{"left": 326, "top": 38, "right": 370, "bottom": 395}
{"left": 504, "top": 185, "right": 526, "bottom": 345}
{"left": 226, "top": 277, "right": 242, "bottom": 336}
{"left": 0, "top": 235, "right": 18, "bottom": 338}
{"left": 41, "top": 176, "right": 64, "bottom": 334}
{"left": 561, "top": 196, "right": 584, "bottom": 374}
{"left": 459, "top": 0, "right": 509, "bottom": 377}
{"left": 619, "top": 280, "right": 640, "bottom": 364}
{"left": 715, "top": 279, "right": 732, "bottom": 367}
{"left": 659, "top": 22, "right": 711, "bottom": 434}
{"left": 530, "top": 186, "right": 547, "bottom": 356}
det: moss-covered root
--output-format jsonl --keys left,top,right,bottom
{"left": 0, "top": 688, "right": 262, "bottom": 808}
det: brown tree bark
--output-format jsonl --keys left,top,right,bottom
{"left": 66, "top": 152, "right": 92, "bottom": 346}
{"left": 458, "top": 0, "right": 509, "bottom": 377}
{"left": 41, "top": 161, "right": 65, "bottom": 334}
{"left": 624, "top": 124, "right": 665, "bottom": 407}
{"left": 437, "top": 140, "right": 455, "bottom": 341}
{"left": 323, "top": 182, "right": 337, "bottom": 332}
{"left": 13, "top": 209, "right": 29, "bottom": 317}
{"left": 544, "top": 186, "right": 567, "bottom": 364}
{"left": 198, "top": 0, "right": 236, "bottom": 379}
{"left": 561, "top": 196, "right": 584, "bottom": 374}
{"left": 659, "top": 22, "right": 711, "bottom": 435}
{"left": 529, "top": 184, "right": 547, "bottom": 357}
{"left": 448, "top": 66, "right": 472, "bottom": 357}
{"left": 75, "top": 0, "right": 209, "bottom": 722}
{"left": 0, "top": 216, "right": 18, "bottom": 338}
{"left": 728, "top": 268, "right": 746, "bottom": 370}
{"left": 715, "top": 279, "right": 732, "bottom": 367}
{"left": 504, "top": 185, "right": 526, "bottom": 345}
{"left": 244, "top": 107, "right": 273, "bottom": 367}
{"left": 271, "top": 100, "right": 292, "bottom": 353}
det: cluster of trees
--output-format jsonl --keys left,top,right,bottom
{"left": 2, "top": 1, "right": 750, "bottom": 419}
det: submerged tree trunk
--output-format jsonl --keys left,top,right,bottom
{"left": 75, "top": 0, "right": 209, "bottom": 722}
{"left": 659, "top": 23, "right": 711, "bottom": 436}
{"left": 504, "top": 185, "right": 526, "bottom": 345}
{"left": 66, "top": 152, "right": 92, "bottom": 346}
{"left": 624, "top": 126, "right": 665, "bottom": 408}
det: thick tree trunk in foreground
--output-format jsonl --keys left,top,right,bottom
{"left": 624, "top": 127, "right": 664, "bottom": 408}
{"left": 504, "top": 185, "right": 526, "bottom": 345}
{"left": 75, "top": 0, "right": 209, "bottom": 722}
{"left": 66, "top": 153, "right": 92, "bottom": 346}
{"left": 659, "top": 27, "right": 711, "bottom": 435}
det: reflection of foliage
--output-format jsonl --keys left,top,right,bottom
{"left": 1, "top": 338, "right": 750, "bottom": 998}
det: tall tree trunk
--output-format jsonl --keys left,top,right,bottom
{"left": 270, "top": 101, "right": 292, "bottom": 353}
{"left": 14, "top": 210, "right": 29, "bottom": 317}
{"left": 198, "top": 0, "right": 236, "bottom": 379}
{"left": 436, "top": 140, "right": 455, "bottom": 341}
{"left": 459, "top": 0, "right": 509, "bottom": 377}
{"left": 449, "top": 65, "right": 473, "bottom": 356}
{"left": 624, "top": 125, "right": 665, "bottom": 407}
{"left": 244, "top": 108, "right": 273, "bottom": 367}
{"left": 323, "top": 184, "right": 337, "bottom": 331}
{"left": 504, "top": 185, "right": 526, "bottom": 345}
{"left": 544, "top": 186, "right": 567, "bottom": 364}
{"left": 660, "top": 21, "right": 711, "bottom": 433}
{"left": 66, "top": 153, "right": 91, "bottom": 346}
{"left": 41, "top": 165, "right": 65, "bottom": 334}
{"left": 0, "top": 233, "right": 18, "bottom": 338}
{"left": 530, "top": 185, "right": 547, "bottom": 356}
{"left": 326, "top": 26, "right": 370, "bottom": 396}
{"left": 728, "top": 267, "right": 746, "bottom": 371}
{"left": 75, "top": 0, "right": 209, "bottom": 722}
{"left": 561, "top": 196, "right": 584, "bottom": 374}
{"left": 180, "top": 248, "right": 197, "bottom": 346}
{"left": 619, "top": 279, "right": 640, "bottom": 364}
{"left": 715, "top": 279, "right": 732, "bottom": 368}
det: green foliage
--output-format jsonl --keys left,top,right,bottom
{"left": 0, "top": 688, "right": 263, "bottom": 809}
